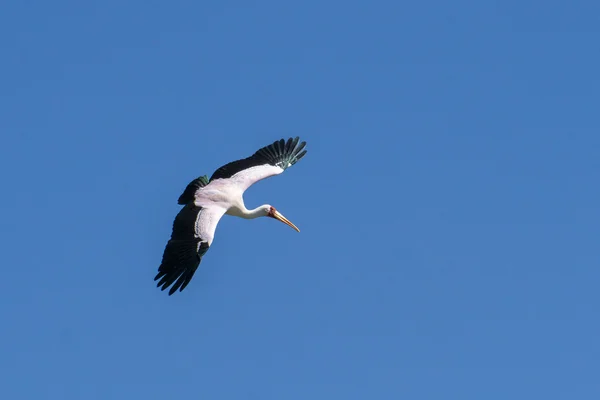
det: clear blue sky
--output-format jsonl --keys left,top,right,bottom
{"left": 2, "top": 1, "right": 599, "bottom": 398}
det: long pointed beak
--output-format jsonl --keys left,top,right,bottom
{"left": 271, "top": 210, "right": 300, "bottom": 232}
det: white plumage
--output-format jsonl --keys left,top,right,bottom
{"left": 154, "top": 137, "right": 307, "bottom": 295}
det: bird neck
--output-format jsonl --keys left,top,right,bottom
{"left": 238, "top": 205, "right": 267, "bottom": 219}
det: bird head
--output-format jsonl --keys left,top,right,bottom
{"left": 266, "top": 205, "right": 300, "bottom": 232}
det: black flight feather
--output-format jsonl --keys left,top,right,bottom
{"left": 177, "top": 175, "right": 209, "bottom": 205}
{"left": 154, "top": 204, "right": 211, "bottom": 295}
{"left": 209, "top": 137, "right": 308, "bottom": 181}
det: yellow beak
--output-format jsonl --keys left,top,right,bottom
{"left": 271, "top": 210, "right": 300, "bottom": 232}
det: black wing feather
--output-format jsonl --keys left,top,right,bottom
{"left": 154, "top": 204, "right": 210, "bottom": 295}
{"left": 177, "top": 175, "right": 209, "bottom": 205}
{"left": 209, "top": 137, "right": 308, "bottom": 181}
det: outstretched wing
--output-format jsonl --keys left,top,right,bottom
{"left": 209, "top": 137, "right": 307, "bottom": 192}
{"left": 154, "top": 203, "right": 227, "bottom": 295}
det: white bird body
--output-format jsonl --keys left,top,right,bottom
{"left": 155, "top": 137, "right": 307, "bottom": 295}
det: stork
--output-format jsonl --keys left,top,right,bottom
{"left": 154, "top": 137, "right": 308, "bottom": 295}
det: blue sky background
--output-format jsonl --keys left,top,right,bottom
{"left": 2, "top": 1, "right": 599, "bottom": 398}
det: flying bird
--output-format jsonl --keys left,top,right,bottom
{"left": 154, "top": 137, "right": 307, "bottom": 295}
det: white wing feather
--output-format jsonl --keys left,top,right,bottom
{"left": 228, "top": 164, "right": 284, "bottom": 192}
{"left": 195, "top": 205, "right": 228, "bottom": 246}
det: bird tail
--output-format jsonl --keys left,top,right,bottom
{"left": 177, "top": 175, "right": 209, "bottom": 204}
{"left": 154, "top": 240, "right": 208, "bottom": 295}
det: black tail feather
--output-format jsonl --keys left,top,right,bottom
{"left": 177, "top": 175, "right": 209, "bottom": 205}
